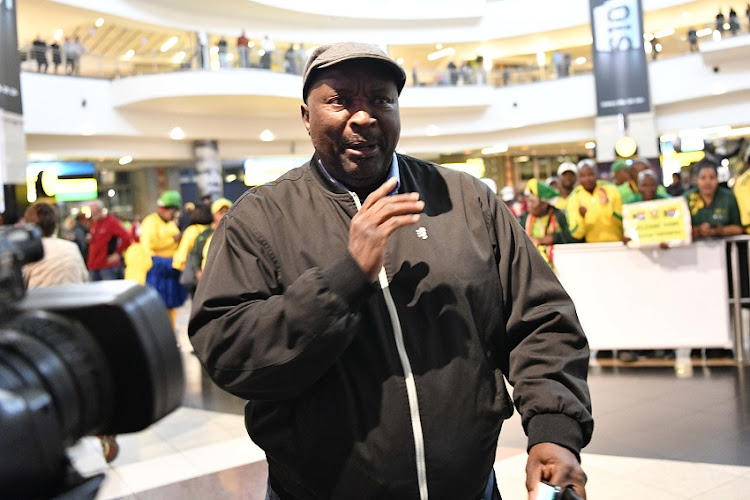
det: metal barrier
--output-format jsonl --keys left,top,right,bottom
{"left": 726, "top": 235, "right": 750, "bottom": 364}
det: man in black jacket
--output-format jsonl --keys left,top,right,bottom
{"left": 189, "top": 42, "right": 593, "bottom": 500}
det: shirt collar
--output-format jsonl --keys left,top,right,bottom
{"left": 318, "top": 153, "right": 400, "bottom": 196}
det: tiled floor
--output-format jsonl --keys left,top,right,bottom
{"left": 69, "top": 300, "right": 750, "bottom": 499}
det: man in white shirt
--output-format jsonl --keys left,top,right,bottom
{"left": 22, "top": 202, "right": 88, "bottom": 289}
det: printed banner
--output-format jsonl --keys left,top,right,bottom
{"left": 589, "top": 0, "right": 651, "bottom": 116}
{"left": 623, "top": 197, "right": 692, "bottom": 248}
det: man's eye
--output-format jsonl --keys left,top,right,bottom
{"left": 329, "top": 97, "right": 346, "bottom": 106}
{"left": 373, "top": 96, "right": 392, "bottom": 105}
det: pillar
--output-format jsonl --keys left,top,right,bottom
{"left": 193, "top": 140, "right": 223, "bottom": 201}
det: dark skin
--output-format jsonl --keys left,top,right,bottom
{"left": 158, "top": 207, "right": 181, "bottom": 242}
{"left": 527, "top": 197, "right": 554, "bottom": 246}
{"left": 303, "top": 60, "right": 587, "bottom": 499}
{"left": 559, "top": 171, "right": 577, "bottom": 197}
{"left": 577, "top": 165, "right": 598, "bottom": 217}
{"left": 614, "top": 168, "right": 630, "bottom": 186}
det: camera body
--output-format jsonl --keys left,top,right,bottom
{"left": 0, "top": 225, "right": 185, "bottom": 498}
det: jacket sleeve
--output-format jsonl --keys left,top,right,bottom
{"left": 488, "top": 192, "right": 593, "bottom": 458}
{"left": 188, "top": 213, "right": 376, "bottom": 401}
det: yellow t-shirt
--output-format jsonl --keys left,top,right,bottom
{"left": 201, "top": 233, "right": 213, "bottom": 271}
{"left": 172, "top": 223, "right": 208, "bottom": 271}
{"left": 734, "top": 168, "right": 750, "bottom": 234}
{"left": 566, "top": 181, "right": 623, "bottom": 243}
{"left": 140, "top": 212, "right": 180, "bottom": 258}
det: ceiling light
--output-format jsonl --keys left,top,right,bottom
{"left": 654, "top": 28, "right": 675, "bottom": 38}
{"left": 427, "top": 47, "right": 455, "bottom": 61}
{"left": 172, "top": 51, "right": 186, "bottom": 63}
{"left": 225, "top": 174, "right": 237, "bottom": 183}
{"left": 396, "top": 57, "right": 404, "bottom": 65}
{"left": 696, "top": 28, "right": 713, "bottom": 37}
{"left": 584, "top": 141, "right": 596, "bottom": 149}
{"left": 170, "top": 127, "right": 185, "bottom": 140}
{"left": 123, "top": 49, "right": 135, "bottom": 60}
{"left": 260, "top": 129, "right": 275, "bottom": 142}
{"left": 481, "top": 144, "right": 509, "bottom": 155}
{"left": 160, "top": 36, "right": 178, "bottom": 53}
{"left": 575, "top": 56, "right": 587, "bottom": 65}
{"left": 435, "top": 43, "right": 443, "bottom": 50}
{"left": 643, "top": 33, "right": 654, "bottom": 41}
{"left": 536, "top": 51, "right": 546, "bottom": 67}
{"left": 95, "top": 18, "right": 104, "bottom": 28}
{"left": 54, "top": 29, "right": 63, "bottom": 41}
{"left": 107, "top": 189, "right": 116, "bottom": 197}
{"left": 118, "top": 156, "right": 133, "bottom": 165}
{"left": 515, "top": 155, "right": 530, "bottom": 162}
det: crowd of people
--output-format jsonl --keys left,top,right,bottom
{"left": 27, "top": 35, "right": 85, "bottom": 75}
{"left": 215, "top": 31, "right": 305, "bottom": 74}
{"left": 497, "top": 149, "right": 750, "bottom": 361}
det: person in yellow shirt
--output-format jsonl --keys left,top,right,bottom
{"left": 198, "top": 198, "right": 233, "bottom": 274}
{"left": 141, "top": 190, "right": 187, "bottom": 328}
{"left": 735, "top": 145, "right": 750, "bottom": 234}
{"left": 554, "top": 161, "right": 578, "bottom": 211}
{"left": 566, "top": 161, "right": 623, "bottom": 242}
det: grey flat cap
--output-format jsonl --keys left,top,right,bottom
{"left": 302, "top": 42, "right": 407, "bottom": 101}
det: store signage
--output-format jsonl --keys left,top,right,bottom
{"left": 27, "top": 162, "right": 99, "bottom": 202}
{"left": 623, "top": 197, "right": 692, "bottom": 248}
{"left": 589, "top": 0, "right": 651, "bottom": 116}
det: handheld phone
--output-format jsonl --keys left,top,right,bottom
{"left": 535, "top": 483, "right": 562, "bottom": 500}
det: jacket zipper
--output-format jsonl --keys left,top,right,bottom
{"left": 351, "top": 192, "right": 429, "bottom": 500}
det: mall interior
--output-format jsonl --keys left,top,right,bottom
{"left": 2, "top": 0, "right": 750, "bottom": 498}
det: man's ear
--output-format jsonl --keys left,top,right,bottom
{"left": 301, "top": 104, "right": 311, "bottom": 135}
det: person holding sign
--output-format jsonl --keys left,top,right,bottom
{"left": 685, "top": 160, "right": 743, "bottom": 240}
{"left": 626, "top": 170, "right": 670, "bottom": 204}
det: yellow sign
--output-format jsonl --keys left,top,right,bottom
{"left": 622, "top": 197, "right": 692, "bottom": 248}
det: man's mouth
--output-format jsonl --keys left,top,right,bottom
{"left": 345, "top": 141, "right": 379, "bottom": 157}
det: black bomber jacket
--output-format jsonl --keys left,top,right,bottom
{"left": 189, "top": 153, "right": 593, "bottom": 499}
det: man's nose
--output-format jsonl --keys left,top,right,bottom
{"left": 350, "top": 108, "right": 375, "bottom": 127}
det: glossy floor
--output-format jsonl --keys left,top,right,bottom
{"left": 71, "top": 301, "right": 750, "bottom": 499}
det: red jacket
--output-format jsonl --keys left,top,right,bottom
{"left": 87, "top": 214, "right": 133, "bottom": 270}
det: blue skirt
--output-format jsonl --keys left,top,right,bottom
{"left": 146, "top": 256, "right": 187, "bottom": 309}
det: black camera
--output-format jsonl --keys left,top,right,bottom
{"left": 0, "top": 225, "right": 185, "bottom": 498}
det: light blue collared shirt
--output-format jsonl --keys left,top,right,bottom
{"left": 318, "top": 153, "right": 400, "bottom": 196}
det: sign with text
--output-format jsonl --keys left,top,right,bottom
{"left": 623, "top": 197, "right": 692, "bottom": 248}
{"left": 589, "top": 0, "right": 651, "bottom": 116}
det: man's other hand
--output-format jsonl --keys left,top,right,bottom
{"left": 526, "top": 442, "right": 587, "bottom": 499}
{"left": 349, "top": 177, "right": 424, "bottom": 280}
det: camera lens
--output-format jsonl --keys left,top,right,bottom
{"left": 0, "top": 310, "right": 113, "bottom": 496}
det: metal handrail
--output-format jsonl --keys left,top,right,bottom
{"left": 725, "top": 234, "right": 750, "bottom": 363}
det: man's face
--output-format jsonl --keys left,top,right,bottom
{"left": 579, "top": 165, "right": 597, "bottom": 192}
{"left": 301, "top": 61, "right": 401, "bottom": 191}
{"left": 560, "top": 171, "right": 577, "bottom": 190}
{"left": 158, "top": 207, "right": 178, "bottom": 221}
{"left": 528, "top": 195, "right": 549, "bottom": 216}
{"left": 638, "top": 175, "right": 658, "bottom": 201}
{"left": 90, "top": 204, "right": 103, "bottom": 221}
{"left": 614, "top": 168, "right": 630, "bottom": 185}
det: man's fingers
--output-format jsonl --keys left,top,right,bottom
{"left": 360, "top": 177, "right": 399, "bottom": 210}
